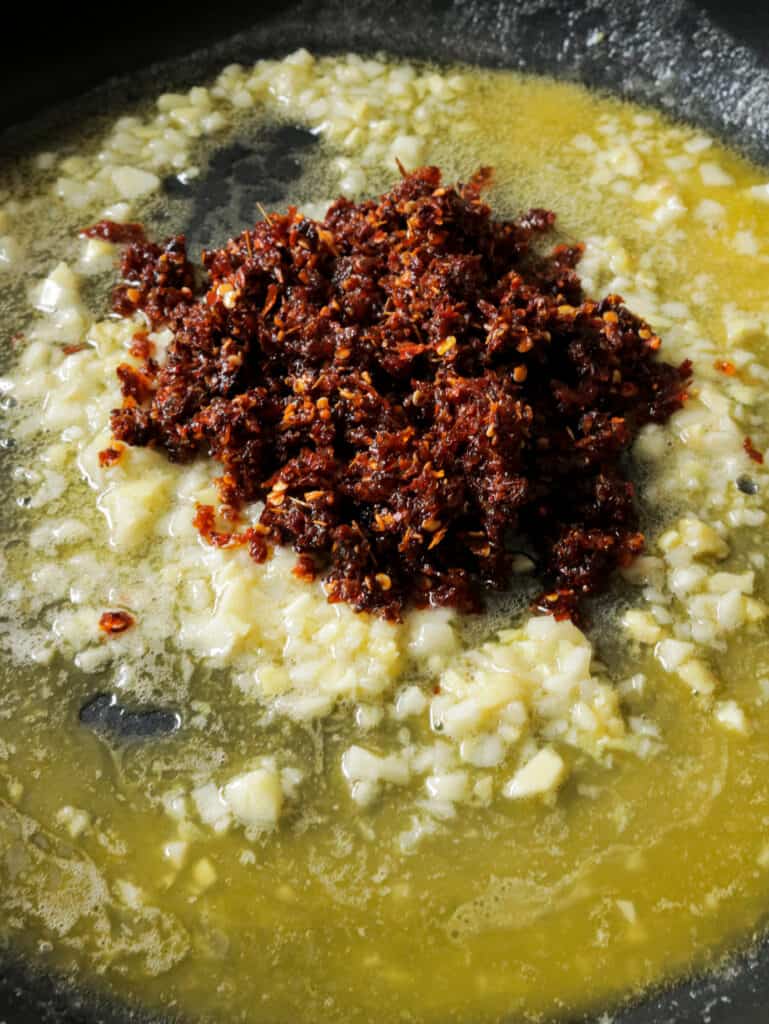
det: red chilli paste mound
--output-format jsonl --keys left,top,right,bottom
{"left": 91, "top": 166, "right": 691, "bottom": 622}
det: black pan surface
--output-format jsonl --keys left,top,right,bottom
{"left": 1, "top": 1, "right": 769, "bottom": 1021}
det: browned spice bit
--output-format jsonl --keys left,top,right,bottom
{"left": 62, "top": 343, "right": 88, "bottom": 355}
{"left": 106, "top": 166, "right": 692, "bottom": 622}
{"left": 79, "top": 220, "right": 147, "bottom": 244}
{"left": 192, "top": 503, "right": 248, "bottom": 548}
{"left": 534, "top": 589, "right": 579, "bottom": 622}
{"left": 293, "top": 553, "right": 317, "bottom": 581}
{"left": 247, "top": 528, "right": 269, "bottom": 564}
{"left": 714, "top": 359, "right": 737, "bottom": 376}
{"left": 99, "top": 610, "right": 134, "bottom": 634}
{"left": 116, "top": 363, "right": 154, "bottom": 404}
{"left": 98, "top": 444, "right": 125, "bottom": 468}
{"left": 112, "top": 234, "right": 195, "bottom": 327}
{"left": 744, "top": 437, "right": 765, "bottom": 464}
{"left": 129, "top": 331, "right": 155, "bottom": 360}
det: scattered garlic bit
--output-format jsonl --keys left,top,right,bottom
{"left": 658, "top": 518, "right": 729, "bottom": 561}
{"left": 79, "top": 237, "right": 116, "bottom": 274}
{"left": 623, "top": 609, "right": 662, "bottom": 645}
{"left": 7, "top": 779, "right": 23, "bottom": 804}
{"left": 503, "top": 747, "right": 568, "bottom": 800}
{"left": 161, "top": 790, "right": 188, "bottom": 822}
{"left": 393, "top": 685, "right": 428, "bottom": 720}
{"left": 115, "top": 879, "right": 144, "bottom": 909}
{"left": 162, "top": 840, "right": 189, "bottom": 870}
{"left": 714, "top": 700, "right": 750, "bottom": 734}
{"left": 30, "top": 261, "right": 90, "bottom": 344}
{"left": 424, "top": 770, "right": 469, "bottom": 803}
{"left": 191, "top": 783, "right": 231, "bottom": 834}
{"left": 616, "top": 899, "right": 638, "bottom": 925}
{"left": 192, "top": 857, "right": 218, "bottom": 891}
{"left": 733, "top": 230, "right": 760, "bottom": 255}
{"left": 0, "top": 235, "right": 21, "bottom": 267}
{"left": 694, "top": 199, "right": 726, "bottom": 225}
{"left": 55, "top": 805, "right": 91, "bottom": 838}
{"left": 725, "top": 312, "right": 765, "bottom": 346}
{"left": 355, "top": 704, "right": 384, "bottom": 730}
{"left": 222, "top": 769, "right": 283, "bottom": 829}
{"left": 459, "top": 733, "right": 505, "bottom": 768}
{"left": 676, "top": 659, "right": 719, "bottom": 697}
{"left": 699, "top": 162, "right": 735, "bottom": 187}
{"left": 684, "top": 135, "right": 713, "bottom": 154}
{"left": 110, "top": 166, "right": 160, "bottom": 199}
{"left": 655, "top": 638, "right": 696, "bottom": 672}
{"left": 341, "top": 745, "right": 411, "bottom": 807}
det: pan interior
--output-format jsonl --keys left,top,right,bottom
{"left": 2, "top": 4, "right": 769, "bottom": 1024}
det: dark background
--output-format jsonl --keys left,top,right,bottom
{"left": 2, "top": 1, "right": 769, "bottom": 1023}
{"left": 0, "top": 0, "right": 765, "bottom": 132}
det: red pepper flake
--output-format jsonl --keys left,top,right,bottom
{"left": 98, "top": 444, "right": 125, "bottom": 468}
{"left": 193, "top": 503, "right": 230, "bottom": 546}
{"left": 62, "top": 343, "right": 88, "bottom": 356}
{"left": 105, "top": 167, "right": 691, "bottom": 622}
{"left": 79, "top": 220, "right": 146, "bottom": 244}
{"left": 292, "top": 553, "right": 317, "bottom": 581}
{"left": 111, "top": 234, "right": 194, "bottom": 326}
{"left": 247, "top": 528, "right": 269, "bottom": 564}
{"left": 129, "top": 331, "right": 155, "bottom": 361}
{"left": 116, "top": 363, "right": 154, "bottom": 404}
{"left": 744, "top": 437, "right": 765, "bottom": 464}
{"left": 535, "top": 589, "right": 580, "bottom": 622}
{"left": 192, "top": 503, "right": 250, "bottom": 548}
{"left": 99, "top": 610, "right": 134, "bottom": 634}
{"left": 714, "top": 359, "right": 737, "bottom": 376}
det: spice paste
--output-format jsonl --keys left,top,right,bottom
{"left": 106, "top": 168, "right": 689, "bottom": 620}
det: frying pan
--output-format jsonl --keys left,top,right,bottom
{"left": 1, "top": 0, "right": 769, "bottom": 1020}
